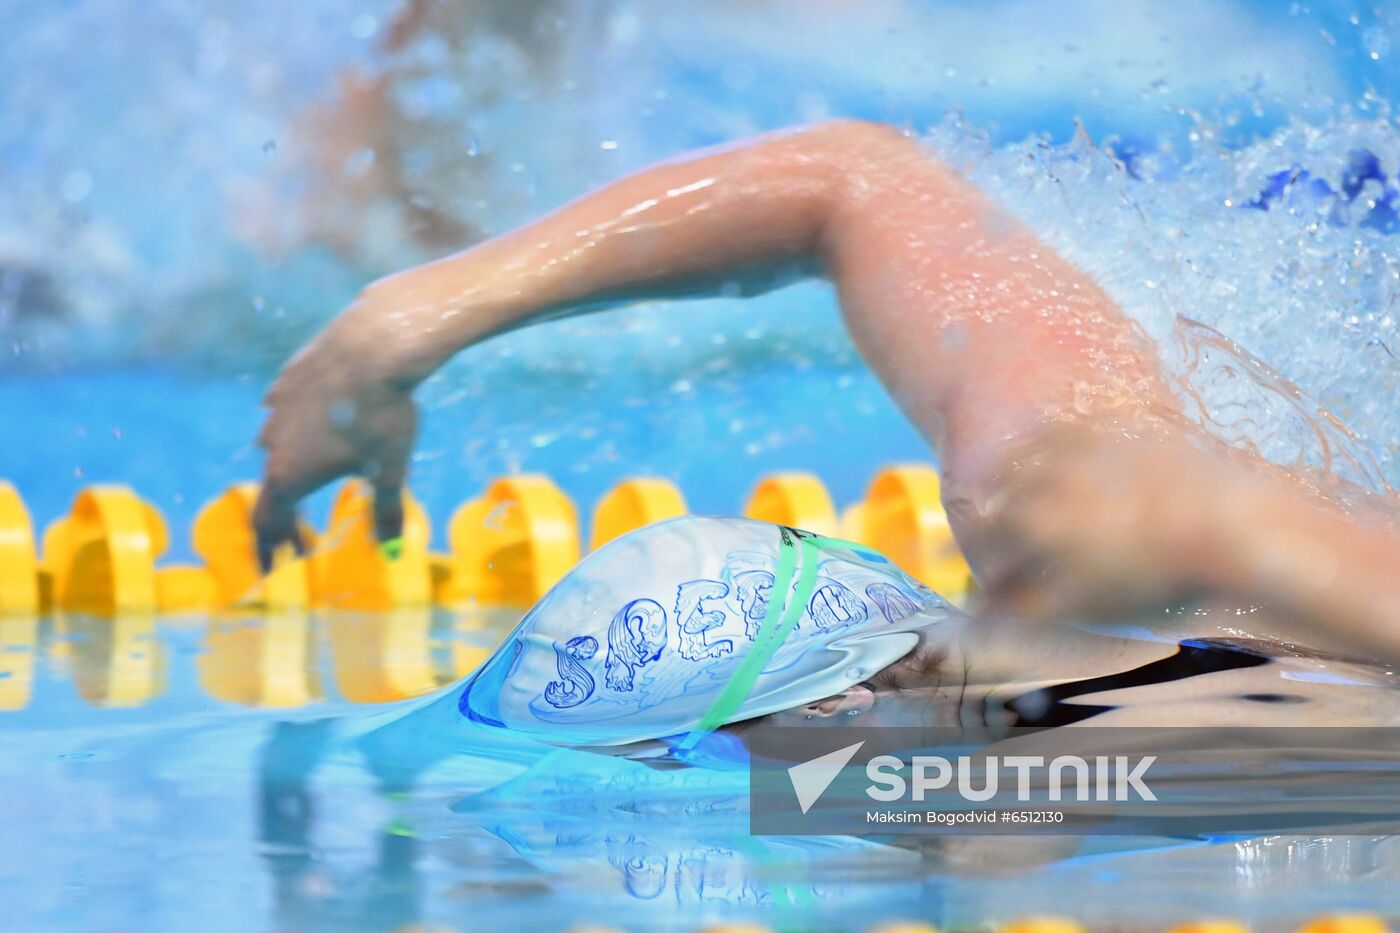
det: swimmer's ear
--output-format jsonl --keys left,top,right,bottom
{"left": 799, "top": 683, "right": 875, "bottom": 718}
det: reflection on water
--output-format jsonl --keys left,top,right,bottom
{"left": 201, "top": 611, "right": 322, "bottom": 707}
{"left": 3, "top": 610, "right": 1400, "bottom": 932}
{"left": 1, "top": 605, "right": 523, "bottom": 712}
{"left": 0, "top": 617, "right": 37, "bottom": 710}
{"left": 65, "top": 613, "right": 166, "bottom": 708}
{"left": 325, "top": 606, "right": 511, "bottom": 704}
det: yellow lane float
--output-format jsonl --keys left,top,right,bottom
{"left": 43, "top": 485, "right": 167, "bottom": 616}
{"left": 589, "top": 477, "right": 687, "bottom": 550}
{"left": 318, "top": 483, "right": 432, "bottom": 610}
{"left": 743, "top": 471, "right": 838, "bottom": 536}
{"left": 1169, "top": 922, "right": 1251, "bottom": 933}
{"left": 154, "top": 565, "right": 220, "bottom": 613}
{"left": 447, "top": 474, "right": 578, "bottom": 606}
{"left": 1298, "top": 916, "right": 1390, "bottom": 933}
{"left": 850, "top": 465, "right": 974, "bottom": 603}
{"left": 193, "top": 482, "right": 312, "bottom": 610}
{"left": 997, "top": 919, "right": 1086, "bottom": 933}
{"left": 0, "top": 481, "right": 39, "bottom": 615}
{"left": 6, "top": 462, "right": 981, "bottom": 615}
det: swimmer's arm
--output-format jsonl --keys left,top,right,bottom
{"left": 334, "top": 119, "right": 943, "bottom": 380}
{"left": 254, "top": 120, "right": 983, "bottom": 561}
{"left": 1200, "top": 476, "right": 1400, "bottom": 662}
{"left": 987, "top": 427, "right": 1400, "bottom": 663}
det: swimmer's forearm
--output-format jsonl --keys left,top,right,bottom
{"left": 341, "top": 120, "right": 941, "bottom": 382}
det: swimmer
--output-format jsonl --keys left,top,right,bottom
{"left": 445, "top": 515, "right": 1399, "bottom": 755}
{"left": 254, "top": 120, "right": 1400, "bottom": 665}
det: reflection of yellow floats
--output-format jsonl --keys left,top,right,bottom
{"left": 445, "top": 604, "right": 524, "bottom": 679}
{"left": 327, "top": 607, "right": 440, "bottom": 703}
{"left": 199, "top": 611, "right": 321, "bottom": 707}
{"left": 389, "top": 913, "right": 1390, "bottom": 933}
{"left": 325, "top": 604, "right": 523, "bottom": 703}
{"left": 64, "top": 612, "right": 164, "bottom": 708}
{"left": 0, "top": 616, "right": 38, "bottom": 710}
{"left": 1, "top": 464, "right": 975, "bottom": 617}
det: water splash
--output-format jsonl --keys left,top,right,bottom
{"left": 1170, "top": 315, "right": 1395, "bottom": 498}
{"left": 929, "top": 108, "right": 1400, "bottom": 490}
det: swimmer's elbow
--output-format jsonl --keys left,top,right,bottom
{"left": 751, "top": 120, "right": 923, "bottom": 248}
{"left": 806, "top": 118, "right": 913, "bottom": 147}
{"left": 751, "top": 120, "right": 917, "bottom": 165}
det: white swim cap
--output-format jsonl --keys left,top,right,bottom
{"left": 457, "top": 516, "right": 958, "bottom": 748}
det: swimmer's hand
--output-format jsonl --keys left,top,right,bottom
{"left": 253, "top": 302, "right": 419, "bottom": 572}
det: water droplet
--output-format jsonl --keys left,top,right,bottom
{"left": 1363, "top": 26, "right": 1385, "bottom": 61}
{"left": 343, "top": 148, "right": 376, "bottom": 178}
{"left": 329, "top": 399, "right": 357, "bottom": 428}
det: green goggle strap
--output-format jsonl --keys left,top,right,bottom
{"left": 675, "top": 529, "right": 873, "bottom": 754}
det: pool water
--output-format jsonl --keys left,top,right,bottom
{"left": 0, "top": 354, "right": 930, "bottom": 565}
{"left": 4, "top": 603, "right": 1400, "bottom": 932}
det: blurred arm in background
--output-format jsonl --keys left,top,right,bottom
{"left": 234, "top": 0, "right": 566, "bottom": 269}
{"left": 254, "top": 119, "right": 1400, "bottom": 661}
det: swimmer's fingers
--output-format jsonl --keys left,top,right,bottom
{"left": 359, "top": 385, "right": 417, "bottom": 546}
{"left": 254, "top": 449, "right": 346, "bottom": 573}
{"left": 252, "top": 485, "right": 307, "bottom": 574}
{"left": 369, "top": 457, "right": 407, "bottom": 546}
